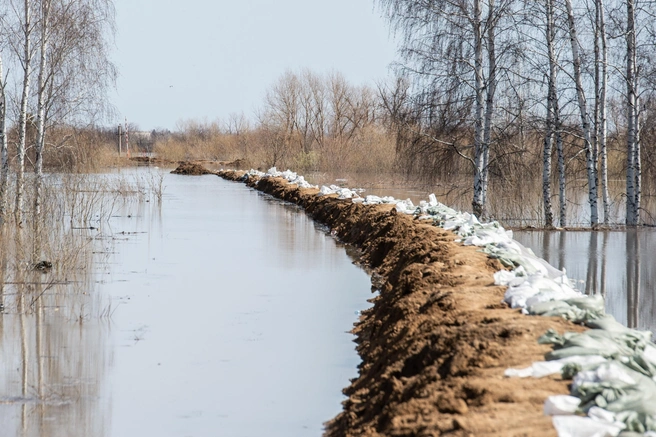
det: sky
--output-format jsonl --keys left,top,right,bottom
{"left": 111, "top": 0, "right": 398, "bottom": 131}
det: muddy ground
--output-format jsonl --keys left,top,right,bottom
{"left": 171, "top": 162, "right": 217, "bottom": 175}
{"left": 133, "top": 157, "right": 246, "bottom": 170}
{"left": 217, "top": 169, "right": 584, "bottom": 437}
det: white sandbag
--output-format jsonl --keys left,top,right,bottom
{"left": 587, "top": 407, "right": 626, "bottom": 431}
{"left": 544, "top": 395, "right": 581, "bottom": 415}
{"left": 552, "top": 415, "right": 623, "bottom": 437}
{"left": 505, "top": 355, "right": 607, "bottom": 379}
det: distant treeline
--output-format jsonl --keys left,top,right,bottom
{"left": 147, "top": 63, "right": 655, "bottom": 227}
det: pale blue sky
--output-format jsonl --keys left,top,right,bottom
{"left": 111, "top": 0, "right": 397, "bottom": 131}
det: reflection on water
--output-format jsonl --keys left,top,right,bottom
{"left": 305, "top": 172, "right": 656, "bottom": 227}
{"left": 0, "top": 224, "right": 110, "bottom": 437}
{"left": 514, "top": 229, "right": 656, "bottom": 333}
{"left": 1, "top": 171, "right": 372, "bottom": 436}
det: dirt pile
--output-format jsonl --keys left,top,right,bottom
{"left": 129, "top": 156, "right": 173, "bottom": 165}
{"left": 218, "top": 170, "right": 583, "bottom": 436}
{"left": 171, "top": 162, "right": 215, "bottom": 175}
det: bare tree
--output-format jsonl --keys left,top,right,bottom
{"left": 40, "top": 0, "right": 116, "bottom": 131}
{"left": 13, "top": 0, "right": 35, "bottom": 226}
{"left": 0, "top": 53, "right": 8, "bottom": 225}
{"left": 594, "top": 0, "right": 610, "bottom": 225}
{"left": 539, "top": 0, "right": 565, "bottom": 227}
{"left": 378, "top": 0, "right": 518, "bottom": 219}
{"left": 33, "top": 0, "right": 52, "bottom": 216}
{"left": 625, "top": 0, "right": 639, "bottom": 225}
{"left": 263, "top": 70, "right": 301, "bottom": 158}
{"left": 0, "top": 0, "right": 115, "bottom": 225}
{"left": 542, "top": 0, "right": 557, "bottom": 228}
{"left": 565, "top": 0, "right": 599, "bottom": 225}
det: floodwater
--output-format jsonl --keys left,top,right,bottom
{"left": 0, "top": 172, "right": 372, "bottom": 437}
{"left": 514, "top": 229, "right": 656, "bottom": 334}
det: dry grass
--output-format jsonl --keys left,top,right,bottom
{"left": 152, "top": 123, "right": 398, "bottom": 175}
{"left": 0, "top": 171, "right": 155, "bottom": 316}
{"left": 148, "top": 118, "right": 655, "bottom": 226}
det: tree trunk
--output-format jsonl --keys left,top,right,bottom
{"left": 15, "top": 0, "right": 33, "bottom": 227}
{"left": 556, "top": 108, "right": 566, "bottom": 227}
{"left": 598, "top": 0, "right": 610, "bottom": 225}
{"left": 34, "top": 0, "right": 52, "bottom": 218}
{"left": 565, "top": 0, "right": 598, "bottom": 225}
{"left": 543, "top": 0, "right": 557, "bottom": 228}
{"left": 543, "top": 115, "right": 554, "bottom": 228}
{"left": 472, "top": 0, "right": 486, "bottom": 219}
{"left": 634, "top": 84, "right": 641, "bottom": 224}
{"left": 481, "top": 0, "right": 496, "bottom": 214}
{"left": 625, "top": 0, "right": 637, "bottom": 225}
{"left": 0, "top": 55, "right": 8, "bottom": 226}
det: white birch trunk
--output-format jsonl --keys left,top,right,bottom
{"left": 0, "top": 55, "right": 8, "bottom": 226}
{"left": 598, "top": 0, "right": 610, "bottom": 225}
{"left": 543, "top": 0, "right": 556, "bottom": 228}
{"left": 34, "top": 0, "right": 52, "bottom": 217}
{"left": 472, "top": 0, "right": 486, "bottom": 219}
{"left": 625, "top": 0, "right": 637, "bottom": 225}
{"left": 565, "top": 0, "right": 599, "bottom": 225}
{"left": 556, "top": 105, "right": 566, "bottom": 227}
{"left": 15, "top": 0, "right": 33, "bottom": 226}
{"left": 481, "top": 0, "right": 496, "bottom": 214}
{"left": 543, "top": 116, "right": 554, "bottom": 227}
{"left": 634, "top": 84, "right": 641, "bottom": 224}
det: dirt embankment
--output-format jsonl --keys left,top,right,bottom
{"left": 171, "top": 162, "right": 217, "bottom": 175}
{"left": 219, "top": 170, "right": 583, "bottom": 437}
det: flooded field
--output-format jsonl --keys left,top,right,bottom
{"left": 0, "top": 171, "right": 372, "bottom": 436}
{"left": 514, "top": 229, "right": 656, "bottom": 333}
{"left": 305, "top": 172, "right": 656, "bottom": 227}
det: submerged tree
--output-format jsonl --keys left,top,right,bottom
{"left": 542, "top": 0, "right": 561, "bottom": 228}
{"left": 33, "top": 0, "right": 52, "bottom": 216}
{"left": 564, "top": 0, "right": 599, "bottom": 225}
{"left": 8, "top": 0, "right": 36, "bottom": 226}
{"left": 0, "top": 53, "right": 8, "bottom": 225}
{"left": 375, "top": 0, "right": 656, "bottom": 227}
{"left": 625, "top": 0, "right": 640, "bottom": 225}
{"left": 594, "top": 0, "right": 610, "bottom": 225}
{"left": 33, "top": 0, "right": 116, "bottom": 214}
{"left": 0, "top": 0, "right": 116, "bottom": 224}
{"left": 377, "top": 0, "right": 516, "bottom": 219}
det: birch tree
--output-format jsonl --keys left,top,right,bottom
{"left": 378, "top": 0, "right": 514, "bottom": 219}
{"left": 564, "top": 0, "right": 599, "bottom": 225}
{"left": 594, "top": 0, "right": 610, "bottom": 225}
{"left": 0, "top": 53, "right": 8, "bottom": 225}
{"left": 625, "top": 0, "right": 639, "bottom": 225}
{"left": 478, "top": 0, "right": 498, "bottom": 215}
{"left": 13, "top": 0, "right": 34, "bottom": 226}
{"left": 542, "top": 0, "right": 557, "bottom": 228}
{"left": 556, "top": 102, "right": 566, "bottom": 226}
{"left": 0, "top": 0, "right": 116, "bottom": 224}
{"left": 34, "top": 0, "right": 116, "bottom": 150}
{"left": 34, "top": 0, "right": 52, "bottom": 216}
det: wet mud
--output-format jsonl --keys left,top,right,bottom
{"left": 170, "top": 162, "right": 217, "bottom": 175}
{"left": 218, "top": 169, "right": 585, "bottom": 437}
{"left": 132, "top": 158, "right": 246, "bottom": 169}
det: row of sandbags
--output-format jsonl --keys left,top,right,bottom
{"left": 245, "top": 168, "right": 656, "bottom": 436}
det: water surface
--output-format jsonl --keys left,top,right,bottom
{"left": 514, "top": 229, "right": 656, "bottom": 333}
{"left": 0, "top": 172, "right": 372, "bottom": 437}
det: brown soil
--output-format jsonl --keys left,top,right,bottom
{"left": 170, "top": 162, "right": 216, "bottom": 175}
{"left": 218, "top": 170, "right": 584, "bottom": 437}
{"left": 131, "top": 157, "right": 247, "bottom": 170}
{"left": 129, "top": 156, "right": 173, "bottom": 165}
